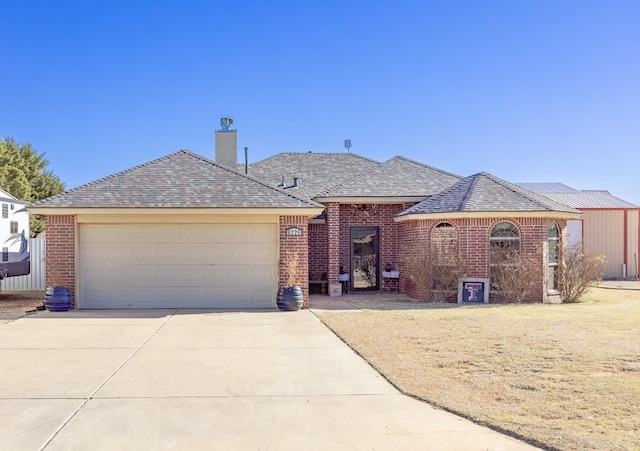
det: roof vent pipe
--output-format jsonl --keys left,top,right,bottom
{"left": 244, "top": 146, "right": 248, "bottom": 174}
{"left": 284, "top": 177, "right": 298, "bottom": 189}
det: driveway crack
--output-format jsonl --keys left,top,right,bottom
{"left": 38, "top": 310, "right": 178, "bottom": 450}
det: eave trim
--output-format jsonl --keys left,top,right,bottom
{"left": 394, "top": 210, "right": 583, "bottom": 223}
{"left": 29, "top": 207, "right": 325, "bottom": 218}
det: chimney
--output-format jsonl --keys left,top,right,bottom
{"left": 215, "top": 117, "right": 238, "bottom": 169}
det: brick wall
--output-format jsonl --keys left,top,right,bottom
{"left": 399, "top": 217, "right": 569, "bottom": 303}
{"left": 397, "top": 218, "right": 431, "bottom": 299}
{"left": 338, "top": 204, "right": 406, "bottom": 283}
{"left": 44, "top": 215, "right": 76, "bottom": 307}
{"left": 315, "top": 203, "right": 409, "bottom": 292}
{"left": 279, "top": 216, "right": 310, "bottom": 308}
{"left": 308, "top": 223, "right": 328, "bottom": 280}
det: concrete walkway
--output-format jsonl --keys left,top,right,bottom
{"left": 0, "top": 309, "right": 539, "bottom": 450}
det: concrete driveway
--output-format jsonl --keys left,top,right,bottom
{"left": 0, "top": 309, "right": 538, "bottom": 450}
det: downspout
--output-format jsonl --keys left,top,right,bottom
{"left": 624, "top": 209, "right": 628, "bottom": 278}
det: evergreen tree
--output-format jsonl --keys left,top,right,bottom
{"left": 0, "top": 137, "right": 66, "bottom": 236}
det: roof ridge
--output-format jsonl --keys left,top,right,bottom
{"left": 31, "top": 150, "right": 323, "bottom": 209}
{"left": 459, "top": 173, "right": 482, "bottom": 211}
{"left": 387, "top": 155, "right": 462, "bottom": 179}
{"left": 250, "top": 150, "right": 380, "bottom": 166}
{"left": 31, "top": 150, "right": 189, "bottom": 206}
{"left": 184, "top": 150, "right": 323, "bottom": 207}
{"left": 316, "top": 155, "right": 463, "bottom": 198}
{"left": 315, "top": 161, "right": 386, "bottom": 197}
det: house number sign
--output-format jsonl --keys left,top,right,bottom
{"left": 285, "top": 227, "right": 303, "bottom": 237}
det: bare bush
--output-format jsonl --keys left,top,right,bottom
{"left": 400, "top": 242, "right": 467, "bottom": 301}
{"left": 558, "top": 241, "right": 605, "bottom": 303}
{"left": 430, "top": 246, "right": 467, "bottom": 301}
{"left": 400, "top": 244, "right": 431, "bottom": 300}
{"left": 490, "top": 247, "right": 542, "bottom": 303}
{"left": 280, "top": 251, "right": 300, "bottom": 287}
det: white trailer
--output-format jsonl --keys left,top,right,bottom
{"left": 0, "top": 189, "right": 30, "bottom": 279}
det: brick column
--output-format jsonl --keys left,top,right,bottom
{"left": 326, "top": 203, "right": 341, "bottom": 286}
{"left": 45, "top": 215, "right": 76, "bottom": 307}
{"left": 279, "top": 216, "right": 310, "bottom": 308}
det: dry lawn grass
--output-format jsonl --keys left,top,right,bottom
{"left": 314, "top": 288, "right": 640, "bottom": 451}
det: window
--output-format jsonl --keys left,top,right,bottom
{"left": 2, "top": 247, "right": 8, "bottom": 262}
{"left": 548, "top": 223, "right": 560, "bottom": 291}
{"left": 490, "top": 221, "right": 521, "bottom": 289}
{"left": 430, "top": 222, "right": 458, "bottom": 290}
{"left": 10, "top": 221, "right": 18, "bottom": 234}
{"left": 1, "top": 204, "right": 7, "bottom": 218}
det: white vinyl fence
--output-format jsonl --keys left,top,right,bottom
{"left": 0, "top": 238, "right": 46, "bottom": 291}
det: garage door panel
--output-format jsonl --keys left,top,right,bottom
{"left": 83, "top": 289, "right": 274, "bottom": 309}
{"left": 79, "top": 223, "right": 278, "bottom": 309}
{"left": 82, "top": 244, "right": 130, "bottom": 263}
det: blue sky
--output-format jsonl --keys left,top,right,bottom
{"left": 2, "top": 1, "right": 639, "bottom": 205}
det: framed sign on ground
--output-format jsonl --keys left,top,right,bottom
{"left": 458, "top": 278, "right": 489, "bottom": 304}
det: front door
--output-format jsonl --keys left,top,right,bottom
{"left": 350, "top": 226, "right": 379, "bottom": 291}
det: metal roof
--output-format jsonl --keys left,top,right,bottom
{"left": 534, "top": 191, "right": 639, "bottom": 209}
{"left": 516, "top": 182, "right": 577, "bottom": 192}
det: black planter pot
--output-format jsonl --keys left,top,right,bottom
{"left": 45, "top": 287, "right": 73, "bottom": 312}
{"left": 276, "top": 286, "right": 304, "bottom": 311}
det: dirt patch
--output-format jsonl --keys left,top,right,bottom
{"left": 0, "top": 291, "right": 46, "bottom": 322}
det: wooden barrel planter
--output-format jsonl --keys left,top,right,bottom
{"left": 276, "top": 286, "right": 304, "bottom": 311}
{"left": 45, "top": 287, "right": 73, "bottom": 312}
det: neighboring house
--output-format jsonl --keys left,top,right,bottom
{"left": 0, "top": 189, "right": 30, "bottom": 279}
{"left": 30, "top": 119, "right": 583, "bottom": 309}
{"left": 518, "top": 183, "right": 640, "bottom": 279}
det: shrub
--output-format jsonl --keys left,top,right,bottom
{"left": 558, "top": 241, "right": 605, "bottom": 303}
{"left": 400, "top": 244, "right": 431, "bottom": 300}
{"left": 400, "top": 242, "right": 467, "bottom": 302}
{"left": 490, "top": 247, "right": 542, "bottom": 303}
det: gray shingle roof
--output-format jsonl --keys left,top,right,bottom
{"left": 30, "top": 150, "right": 322, "bottom": 209}
{"left": 247, "top": 152, "right": 381, "bottom": 200}
{"left": 398, "top": 172, "right": 581, "bottom": 216}
{"left": 532, "top": 191, "right": 639, "bottom": 209}
{"left": 317, "top": 156, "right": 461, "bottom": 198}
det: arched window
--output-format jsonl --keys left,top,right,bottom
{"left": 431, "top": 222, "right": 457, "bottom": 262}
{"left": 548, "top": 223, "right": 560, "bottom": 291}
{"left": 489, "top": 221, "right": 521, "bottom": 289}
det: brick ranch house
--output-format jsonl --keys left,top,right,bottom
{"left": 29, "top": 123, "right": 581, "bottom": 309}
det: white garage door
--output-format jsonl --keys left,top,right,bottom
{"left": 79, "top": 223, "right": 278, "bottom": 309}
